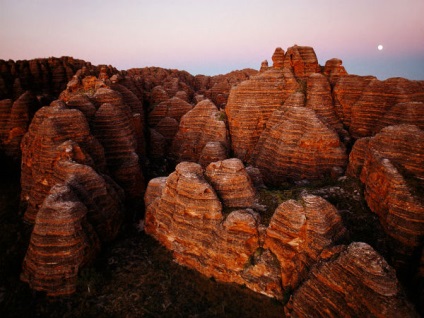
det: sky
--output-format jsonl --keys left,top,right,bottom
{"left": 1, "top": 0, "right": 423, "bottom": 79}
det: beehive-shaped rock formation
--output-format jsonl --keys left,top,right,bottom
{"left": 205, "top": 158, "right": 256, "bottom": 208}
{"left": 172, "top": 99, "right": 229, "bottom": 163}
{"left": 351, "top": 125, "right": 424, "bottom": 271}
{"left": 250, "top": 106, "right": 347, "bottom": 185}
{"left": 225, "top": 68, "right": 299, "bottom": 161}
{"left": 21, "top": 184, "right": 101, "bottom": 297}
{"left": 283, "top": 45, "right": 321, "bottom": 79}
{"left": 265, "top": 195, "right": 347, "bottom": 291}
{"left": 20, "top": 102, "right": 106, "bottom": 223}
{"left": 286, "top": 243, "right": 418, "bottom": 318}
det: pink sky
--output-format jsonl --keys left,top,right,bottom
{"left": 1, "top": 0, "right": 423, "bottom": 79}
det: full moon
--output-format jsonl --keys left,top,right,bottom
{"left": 378, "top": 44, "right": 383, "bottom": 51}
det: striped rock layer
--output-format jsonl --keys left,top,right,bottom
{"left": 286, "top": 242, "right": 418, "bottom": 318}
{"left": 250, "top": 106, "right": 347, "bottom": 185}
{"left": 172, "top": 99, "right": 229, "bottom": 163}
{"left": 352, "top": 125, "right": 424, "bottom": 271}
{"left": 145, "top": 161, "right": 348, "bottom": 300}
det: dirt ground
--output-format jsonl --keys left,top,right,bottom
{"left": 0, "top": 167, "right": 284, "bottom": 318}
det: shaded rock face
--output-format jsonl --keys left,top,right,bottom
{"left": 0, "top": 91, "right": 40, "bottom": 160}
{"left": 286, "top": 242, "right": 418, "bottom": 318}
{"left": 20, "top": 131, "right": 124, "bottom": 296}
{"left": 147, "top": 97, "right": 193, "bottom": 158}
{"left": 172, "top": 99, "right": 229, "bottom": 163}
{"left": 145, "top": 161, "right": 348, "bottom": 300}
{"left": 0, "top": 57, "right": 92, "bottom": 100}
{"left": 348, "top": 125, "right": 424, "bottom": 272}
{"left": 334, "top": 76, "right": 424, "bottom": 138}
{"left": 250, "top": 106, "right": 347, "bottom": 185}
{"left": 20, "top": 184, "right": 101, "bottom": 297}
{"left": 225, "top": 69, "right": 299, "bottom": 161}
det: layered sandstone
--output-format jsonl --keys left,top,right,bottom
{"left": 349, "top": 77, "right": 424, "bottom": 138}
{"left": 283, "top": 45, "right": 321, "bottom": 79}
{"left": 205, "top": 158, "right": 256, "bottom": 208}
{"left": 172, "top": 99, "right": 229, "bottom": 163}
{"left": 225, "top": 69, "right": 299, "bottom": 161}
{"left": 250, "top": 106, "right": 347, "bottom": 185}
{"left": 286, "top": 243, "right": 418, "bottom": 318}
{"left": 355, "top": 125, "right": 424, "bottom": 271}
{"left": 93, "top": 103, "right": 144, "bottom": 201}
{"left": 145, "top": 162, "right": 351, "bottom": 301}
{"left": 20, "top": 102, "right": 106, "bottom": 223}
{"left": 0, "top": 91, "right": 40, "bottom": 160}
{"left": 306, "top": 73, "right": 345, "bottom": 135}
{"left": 265, "top": 195, "right": 346, "bottom": 291}
{"left": 333, "top": 75, "right": 376, "bottom": 129}
{"left": 21, "top": 183, "right": 101, "bottom": 297}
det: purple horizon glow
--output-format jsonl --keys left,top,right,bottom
{"left": 1, "top": 0, "right": 423, "bottom": 79}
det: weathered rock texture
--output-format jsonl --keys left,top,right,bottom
{"left": 250, "top": 106, "right": 347, "bottom": 185}
{"left": 265, "top": 195, "right": 347, "bottom": 292}
{"left": 225, "top": 69, "right": 299, "bottom": 161}
{"left": 20, "top": 102, "right": 106, "bottom": 223}
{"left": 286, "top": 242, "right": 418, "bottom": 318}
{"left": 145, "top": 162, "right": 349, "bottom": 300}
{"left": 172, "top": 99, "right": 229, "bottom": 163}
{"left": 0, "top": 57, "right": 92, "bottom": 100}
{"left": 334, "top": 76, "right": 424, "bottom": 138}
{"left": 20, "top": 184, "right": 101, "bottom": 296}
{"left": 348, "top": 125, "right": 424, "bottom": 272}
{"left": 283, "top": 45, "right": 321, "bottom": 79}
{"left": 0, "top": 91, "right": 40, "bottom": 160}
{"left": 323, "top": 58, "right": 348, "bottom": 83}
{"left": 205, "top": 158, "right": 256, "bottom": 208}
{"left": 19, "top": 101, "right": 125, "bottom": 296}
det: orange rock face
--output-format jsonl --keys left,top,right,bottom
{"left": 354, "top": 125, "right": 424, "bottom": 271}
{"left": 265, "top": 195, "right": 346, "bottom": 292}
{"left": 20, "top": 102, "right": 106, "bottom": 223}
{"left": 172, "top": 99, "right": 229, "bottom": 163}
{"left": 283, "top": 45, "right": 321, "bottom": 79}
{"left": 205, "top": 158, "right": 256, "bottom": 208}
{"left": 286, "top": 242, "right": 418, "bottom": 318}
{"left": 225, "top": 69, "right": 299, "bottom": 161}
{"left": 250, "top": 106, "right": 347, "bottom": 185}
{"left": 334, "top": 76, "right": 424, "bottom": 138}
{"left": 145, "top": 161, "right": 350, "bottom": 301}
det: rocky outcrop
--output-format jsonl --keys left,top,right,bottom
{"left": 93, "top": 103, "right": 144, "bottom": 201}
{"left": 250, "top": 106, "right": 347, "bottom": 185}
{"left": 0, "top": 91, "right": 40, "bottom": 160}
{"left": 374, "top": 101, "right": 424, "bottom": 133}
{"left": 225, "top": 68, "right": 299, "bottom": 161}
{"left": 283, "top": 45, "right": 321, "bottom": 79}
{"left": 20, "top": 183, "right": 101, "bottom": 297}
{"left": 0, "top": 57, "right": 92, "bottom": 100}
{"left": 333, "top": 75, "right": 376, "bottom": 129}
{"left": 306, "top": 73, "right": 345, "bottom": 136}
{"left": 199, "top": 141, "right": 228, "bottom": 168}
{"left": 205, "top": 158, "right": 256, "bottom": 208}
{"left": 20, "top": 102, "right": 107, "bottom": 223}
{"left": 272, "top": 47, "right": 285, "bottom": 69}
{"left": 172, "top": 99, "right": 229, "bottom": 163}
{"left": 286, "top": 242, "right": 418, "bottom": 318}
{"left": 322, "top": 58, "right": 348, "bottom": 83}
{"left": 334, "top": 76, "right": 424, "bottom": 138}
{"left": 265, "top": 195, "right": 346, "bottom": 292}
{"left": 145, "top": 161, "right": 350, "bottom": 300}
{"left": 353, "top": 125, "right": 424, "bottom": 272}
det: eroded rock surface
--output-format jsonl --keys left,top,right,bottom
{"left": 286, "top": 243, "right": 418, "bottom": 318}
